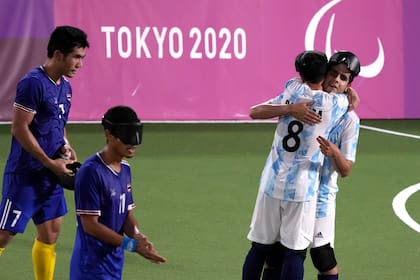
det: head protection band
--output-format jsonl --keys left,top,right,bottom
{"left": 102, "top": 119, "right": 143, "bottom": 145}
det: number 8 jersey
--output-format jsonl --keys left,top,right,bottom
{"left": 259, "top": 78, "right": 348, "bottom": 202}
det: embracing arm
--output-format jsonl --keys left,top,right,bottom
{"left": 250, "top": 100, "right": 321, "bottom": 125}
{"left": 346, "top": 87, "right": 360, "bottom": 112}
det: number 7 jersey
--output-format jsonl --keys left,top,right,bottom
{"left": 259, "top": 78, "right": 348, "bottom": 202}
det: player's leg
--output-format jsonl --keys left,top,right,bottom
{"left": 280, "top": 247, "right": 307, "bottom": 280}
{"left": 311, "top": 209, "right": 338, "bottom": 279}
{"left": 32, "top": 185, "right": 67, "bottom": 280}
{"left": 33, "top": 217, "right": 63, "bottom": 280}
{"left": 0, "top": 229, "right": 16, "bottom": 255}
{"left": 243, "top": 242, "right": 275, "bottom": 280}
{"left": 261, "top": 242, "right": 286, "bottom": 280}
{"left": 0, "top": 174, "right": 36, "bottom": 255}
{"left": 279, "top": 198, "right": 317, "bottom": 280}
{"left": 244, "top": 191, "right": 282, "bottom": 280}
{"left": 310, "top": 244, "right": 338, "bottom": 280}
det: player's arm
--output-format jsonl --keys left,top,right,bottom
{"left": 123, "top": 210, "right": 167, "bottom": 263}
{"left": 249, "top": 100, "right": 321, "bottom": 124}
{"left": 346, "top": 87, "right": 359, "bottom": 112}
{"left": 316, "top": 136, "right": 353, "bottom": 177}
{"left": 11, "top": 106, "right": 72, "bottom": 176}
{"left": 63, "top": 128, "right": 78, "bottom": 161}
{"left": 123, "top": 210, "right": 144, "bottom": 239}
{"left": 79, "top": 214, "right": 126, "bottom": 246}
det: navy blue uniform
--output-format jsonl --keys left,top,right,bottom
{"left": 0, "top": 66, "right": 70, "bottom": 232}
{"left": 70, "top": 153, "right": 135, "bottom": 280}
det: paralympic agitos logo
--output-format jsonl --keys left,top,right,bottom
{"left": 305, "top": 0, "right": 384, "bottom": 78}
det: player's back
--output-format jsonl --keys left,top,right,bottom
{"left": 260, "top": 78, "right": 348, "bottom": 201}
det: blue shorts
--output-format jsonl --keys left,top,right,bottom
{"left": 0, "top": 172, "right": 67, "bottom": 233}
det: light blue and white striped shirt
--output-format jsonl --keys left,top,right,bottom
{"left": 316, "top": 111, "right": 360, "bottom": 217}
{"left": 259, "top": 78, "right": 349, "bottom": 201}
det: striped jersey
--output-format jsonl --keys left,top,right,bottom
{"left": 316, "top": 111, "right": 360, "bottom": 217}
{"left": 260, "top": 78, "right": 349, "bottom": 201}
{"left": 70, "top": 153, "right": 136, "bottom": 279}
{"left": 4, "top": 66, "right": 71, "bottom": 174}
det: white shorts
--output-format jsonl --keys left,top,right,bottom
{"left": 247, "top": 190, "right": 317, "bottom": 250}
{"left": 312, "top": 210, "right": 336, "bottom": 248}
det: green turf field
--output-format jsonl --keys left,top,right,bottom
{"left": 0, "top": 120, "right": 419, "bottom": 279}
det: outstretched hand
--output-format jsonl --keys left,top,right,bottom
{"left": 135, "top": 235, "right": 167, "bottom": 264}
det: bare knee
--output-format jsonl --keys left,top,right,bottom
{"left": 36, "top": 217, "right": 63, "bottom": 244}
{"left": 0, "top": 230, "right": 16, "bottom": 247}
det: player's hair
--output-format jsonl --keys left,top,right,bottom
{"left": 102, "top": 106, "right": 140, "bottom": 125}
{"left": 295, "top": 50, "right": 328, "bottom": 84}
{"left": 47, "top": 26, "right": 89, "bottom": 58}
{"left": 328, "top": 51, "right": 360, "bottom": 83}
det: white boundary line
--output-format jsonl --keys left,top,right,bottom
{"left": 392, "top": 184, "right": 420, "bottom": 233}
{"left": 363, "top": 124, "right": 420, "bottom": 233}
{"left": 360, "top": 125, "right": 420, "bottom": 139}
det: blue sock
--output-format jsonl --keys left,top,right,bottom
{"left": 242, "top": 242, "right": 271, "bottom": 280}
{"left": 280, "top": 248, "right": 306, "bottom": 280}
{"left": 318, "top": 274, "right": 338, "bottom": 280}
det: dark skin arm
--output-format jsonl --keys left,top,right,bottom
{"left": 123, "top": 210, "right": 167, "bottom": 263}
{"left": 63, "top": 128, "right": 78, "bottom": 161}
{"left": 11, "top": 107, "right": 72, "bottom": 177}
{"left": 79, "top": 211, "right": 166, "bottom": 264}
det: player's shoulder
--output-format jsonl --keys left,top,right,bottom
{"left": 347, "top": 110, "right": 359, "bottom": 118}
{"left": 80, "top": 154, "right": 103, "bottom": 171}
{"left": 23, "top": 67, "right": 47, "bottom": 80}
{"left": 285, "top": 77, "right": 306, "bottom": 90}
{"left": 18, "top": 67, "right": 46, "bottom": 86}
{"left": 284, "top": 77, "right": 310, "bottom": 98}
{"left": 325, "top": 92, "right": 348, "bottom": 107}
{"left": 344, "top": 110, "right": 360, "bottom": 123}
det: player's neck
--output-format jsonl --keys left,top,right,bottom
{"left": 98, "top": 150, "right": 122, "bottom": 172}
{"left": 306, "top": 82, "right": 323, "bottom": 90}
{"left": 42, "top": 61, "right": 62, "bottom": 84}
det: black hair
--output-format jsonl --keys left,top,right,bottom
{"left": 47, "top": 26, "right": 89, "bottom": 58}
{"left": 295, "top": 50, "right": 328, "bottom": 84}
{"left": 102, "top": 105, "right": 140, "bottom": 125}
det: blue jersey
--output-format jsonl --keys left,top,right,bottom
{"left": 260, "top": 78, "right": 349, "bottom": 201}
{"left": 4, "top": 66, "right": 71, "bottom": 174}
{"left": 70, "top": 153, "right": 136, "bottom": 280}
{"left": 316, "top": 111, "right": 360, "bottom": 217}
